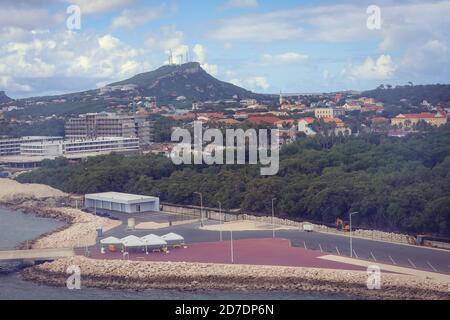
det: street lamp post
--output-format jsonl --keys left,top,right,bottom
{"left": 271, "top": 198, "right": 276, "bottom": 239}
{"left": 194, "top": 192, "right": 204, "bottom": 227}
{"left": 349, "top": 212, "right": 358, "bottom": 258}
{"left": 218, "top": 201, "right": 223, "bottom": 242}
{"left": 230, "top": 230, "right": 234, "bottom": 264}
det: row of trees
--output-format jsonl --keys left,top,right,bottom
{"left": 18, "top": 125, "right": 450, "bottom": 236}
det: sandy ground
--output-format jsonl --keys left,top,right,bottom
{"left": 135, "top": 221, "right": 170, "bottom": 230}
{"left": 200, "top": 220, "right": 299, "bottom": 232}
{"left": 0, "top": 178, "right": 66, "bottom": 201}
{"left": 31, "top": 207, "right": 122, "bottom": 249}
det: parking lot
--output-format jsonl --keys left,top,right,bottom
{"left": 100, "top": 212, "right": 450, "bottom": 275}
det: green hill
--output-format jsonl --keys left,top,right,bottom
{"left": 0, "top": 91, "right": 12, "bottom": 103}
{"left": 362, "top": 84, "right": 450, "bottom": 106}
{"left": 108, "top": 62, "right": 262, "bottom": 102}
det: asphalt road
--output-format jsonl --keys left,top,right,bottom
{"left": 104, "top": 212, "right": 450, "bottom": 275}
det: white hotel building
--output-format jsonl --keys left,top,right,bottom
{"left": 20, "top": 137, "right": 140, "bottom": 157}
{"left": 0, "top": 136, "right": 139, "bottom": 168}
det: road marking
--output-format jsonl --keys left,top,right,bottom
{"left": 408, "top": 258, "right": 417, "bottom": 269}
{"left": 319, "top": 244, "right": 323, "bottom": 253}
{"left": 303, "top": 241, "right": 307, "bottom": 250}
{"left": 336, "top": 247, "right": 341, "bottom": 256}
{"left": 388, "top": 255, "right": 397, "bottom": 265}
{"left": 427, "top": 261, "right": 437, "bottom": 272}
{"left": 353, "top": 249, "right": 359, "bottom": 259}
{"left": 370, "top": 251, "right": 377, "bottom": 262}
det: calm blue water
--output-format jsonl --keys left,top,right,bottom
{"left": 0, "top": 207, "right": 350, "bottom": 300}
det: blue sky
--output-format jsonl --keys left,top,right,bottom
{"left": 1, "top": 0, "right": 450, "bottom": 98}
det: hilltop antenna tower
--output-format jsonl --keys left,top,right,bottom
{"left": 169, "top": 49, "right": 173, "bottom": 65}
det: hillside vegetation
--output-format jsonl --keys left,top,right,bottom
{"left": 17, "top": 125, "right": 450, "bottom": 236}
{"left": 362, "top": 84, "right": 450, "bottom": 106}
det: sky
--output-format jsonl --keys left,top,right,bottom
{"left": 1, "top": 0, "right": 450, "bottom": 98}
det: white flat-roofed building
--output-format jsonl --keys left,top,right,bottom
{"left": 63, "top": 137, "right": 139, "bottom": 155}
{"left": 0, "top": 136, "right": 63, "bottom": 156}
{"left": 20, "top": 140, "right": 64, "bottom": 156}
{"left": 19, "top": 136, "right": 139, "bottom": 157}
{"left": 85, "top": 192, "right": 160, "bottom": 213}
{"left": 1, "top": 137, "right": 139, "bottom": 168}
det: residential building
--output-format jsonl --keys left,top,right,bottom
{"left": 391, "top": 113, "right": 447, "bottom": 127}
{"left": 314, "top": 107, "right": 345, "bottom": 119}
{"left": 298, "top": 119, "right": 317, "bottom": 136}
{"left": 343, "top": 101, "right": 362, "bottom": 112}
{"left": 65, "top": 113, "right": 153, "bottom": 147}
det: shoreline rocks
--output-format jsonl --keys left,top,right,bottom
{"left": 22, "top": 256, "right": 450, "bottom": 300}
{"left": 0, "top": 199, "right": 122, "bottom": 249}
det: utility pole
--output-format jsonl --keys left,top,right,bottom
{"left": 194, "top": 192, "right": 204, "bottom": 227}
{"left": 272, "top": 198, "right": 276, "bottom": 238}
{"left": 218, "top": 201, "right": 223, "bottom": 242}
{"left": 350, "top": 212, "right": 358, "bottom": 258}
{"left": 230, "top": 230, "right": 234, "bottom": 264}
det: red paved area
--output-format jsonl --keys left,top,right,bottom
{"left": 83, "top": 238, "right": 367, "bottom": 271}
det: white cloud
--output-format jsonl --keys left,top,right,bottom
{"left": 0, "top": 31, "right": 153, "bottom": 95}
{"left": 68, "top": 0, "right": 136, "bottom": 14}
{"left": 351, "top": 55, "right": 396, "bottom": 80}
{"left": 193, "top": 44, "right": 207, "bottom": 64}
{"left": 0, "top": 76, "right": 32, "bottom": 92}
{"left": 202, "top": 64, "right": 219, "bottom": 77}
{"left": 210, "top": 19, "right": 304, "bottom": 42}
{"left": 260, "top": 52, "right": 308, "bottom": 65}
{"left": 98, "top": 34, "right": 120, "bottom": 50}
{"left": 222, "top": 0, "right": 258, "bottom": 9}
{"left": 192, "top": 44, "right": 219, "bottom": 76}
{"left": 111, "top": 4, "right": 176, "bottom": 29}
{"left": 146, "top": 26, "right": 183, "bottom": 50}
{"left": 0, "top": 7, "right": 59, "bottom": 30}
{"left": 246, "top": 76, "right": 270, "bottom": 90}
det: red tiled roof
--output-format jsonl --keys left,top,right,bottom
{"left": 299, "top": 117, "right": 315, "bottom": 124}
{"left": 395, "top": 113, "right": 446, "bottom": 119}
{"left": 371, "top": 117, "right": 389, "bottom": 123}
{"left": 197, "top": 113, "right": 225, "bottom": 118}
{"left": 247, "top": 116, "right": 281, "bottom": 124}
{"left": 172, "top": 113, "right": 196, "bottom": 121}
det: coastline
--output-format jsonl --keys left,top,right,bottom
{"left": 21, "top": 256, "right": 450, "bottom": 300}
{"left": 1, "top": 178, "right": 449, "bottom": 300}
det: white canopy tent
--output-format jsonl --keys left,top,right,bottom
{"left": 100, "top": 236, "right": 122, "bottom": 245}
{"left": 121, "top": 235, "right": 146, "bottom": 249}
{"left": 161, "top": 233, "right": 185, "bottom": 246}
{"left": 141, "top": 234, "right": 167, "bottom": 250}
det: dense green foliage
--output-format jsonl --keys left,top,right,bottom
{"left": 18, "top": 125, "right": 450, "bottom": 236}
{"left": 6, "top": 100, "right": 109, "bottom": 119}
{"left": 0, "top": 119, "right": 65, "bottom": 137}
{"left": 362, "top": 84, "right": 450, "bottom": 106}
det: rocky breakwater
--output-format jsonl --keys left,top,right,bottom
{"left": 22, "top": 256, "right": 450, "bottom": 300}
{"left": 0, "top": 178, "right": 122, "bottom": 249}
